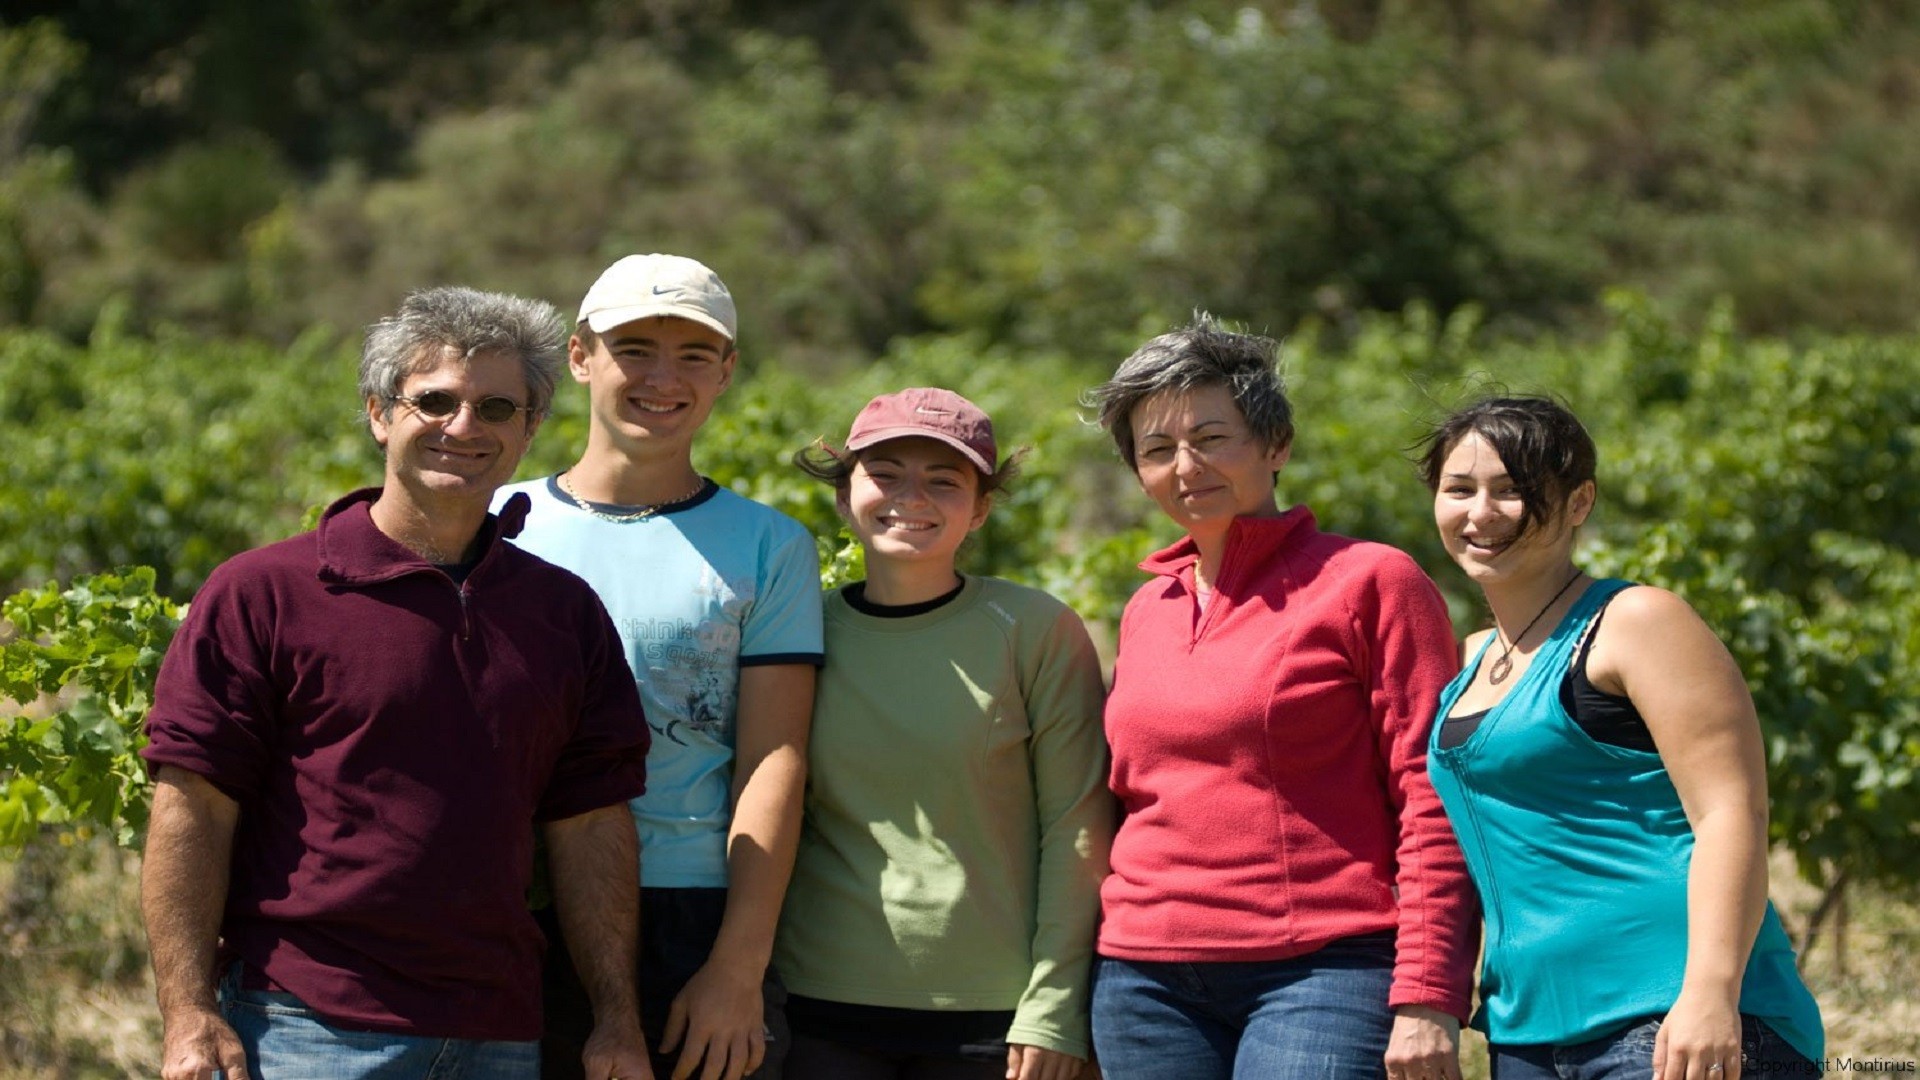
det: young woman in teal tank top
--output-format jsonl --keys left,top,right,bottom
{"left": 1416, "top": 397, "right": 1823, "bottom": 1080}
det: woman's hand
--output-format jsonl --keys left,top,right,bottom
{"left": 1004, "top": 1043, "right": 1089, "bottom": 1080}
{"left": 1654, "top": 988, "right": 1744, "bottom": 1080}
{"left": 1384, "top": 1005, "right": 1463, "bottom": 1080}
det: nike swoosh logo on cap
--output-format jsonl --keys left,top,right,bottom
{"left": 652, "top": 286, "right": 672, "bottom": 295}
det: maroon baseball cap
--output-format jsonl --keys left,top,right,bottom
{"left": 844, "top": 388, "right": 997, "bottom": 474}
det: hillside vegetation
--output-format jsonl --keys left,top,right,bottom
{"left": 2, "top": 0, "right": 1916, "bottom": 1074}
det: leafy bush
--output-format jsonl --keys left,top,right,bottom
{"left": 5, "top": 299, "right": 1914, "bottom": 903}
{"left": 0, "top": 326, "right": 371, "bottom": 596}
{"left": 0, "top": 568, "right": 178, "bottom": 847}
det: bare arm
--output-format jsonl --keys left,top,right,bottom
{"left": 546, "top": 803, "right": 654, "bottom": 1080}
{"left": 142, "top": 765, "right": 249, "bottom": 1080}
{"left": 661, "top": 662, "right": 813, "bottom": 1080}
{"left": 1589, "top": 586, "right": 1770, "bottom": 1080}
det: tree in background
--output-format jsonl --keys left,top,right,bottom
{"left": 2, "top": 1, "right": 1918, "bottom": 344}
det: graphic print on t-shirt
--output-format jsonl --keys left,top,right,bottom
{"left": 628, "top": 564, "right": 752, "bottom": 745}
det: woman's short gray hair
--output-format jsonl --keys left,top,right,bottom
{"left": 359, "top": 286, "right": 566, "bottom": 423}
{"left": 1086, "top": 315, "right": 1294, "bottom": 468}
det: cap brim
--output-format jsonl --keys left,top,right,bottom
{"left": 582, "top": 303, "right": 734, "bottom": 342}
{"left": 844, "top": 425, "right": 994, "bottom": 474}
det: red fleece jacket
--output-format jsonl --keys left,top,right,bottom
{"left": 1099, "top": 506, "right": 1478, "bottom": 1020}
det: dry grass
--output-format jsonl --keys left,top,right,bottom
{"left": 2, "top": 839, "right": 1913, "bottom": 1077}
{"left": 1772, "top": 856, "right": 1920, "bottom": 1065}
{"left": 0, "top": 835, "right": 159, "bottom": 1079}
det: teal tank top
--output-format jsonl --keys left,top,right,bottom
{"left": 1427, "top": 579, "right": 1823, "bottom": 1061}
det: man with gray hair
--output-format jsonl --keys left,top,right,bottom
{"left": 140, "top": 286, "right": 655, "bottom": 1079}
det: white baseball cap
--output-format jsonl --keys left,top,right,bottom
{"left": 577, "top": 253, "right": 737, "bottom": 341}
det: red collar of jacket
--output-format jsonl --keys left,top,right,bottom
{"left": 1139, "top": 504, "right": 1319, "bottom": 579}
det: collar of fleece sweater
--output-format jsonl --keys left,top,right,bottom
{"left": 313, "top": 486, "right": 530, "bottom": 587}
{"left": 1138, "top": 504, "right": 1319, "bottom": 582}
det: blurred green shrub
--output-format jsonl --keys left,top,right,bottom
{"left": 0, "top": 326, "right": 370, "bottom": 596}
{"left": 15, "top": 296, "right": 1914, "bottom": 897}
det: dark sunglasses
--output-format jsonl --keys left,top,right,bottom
{"left": 392, "top": 390, "right": 534, "bottom": 425}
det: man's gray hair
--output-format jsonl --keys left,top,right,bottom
{"left": 359, "top": 286, "right": 566, "bottom": 422}
{"left": 1085, "top": 314, "right": 1295, "bottom": 468}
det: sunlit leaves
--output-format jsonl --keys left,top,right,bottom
{"left": 0, "top": 568, "right": 180, "bottom": 848}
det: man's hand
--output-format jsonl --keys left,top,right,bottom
{"left": 158, "top": 1003, "right": 249, "bottom": 1080}
{"left": 546, "top": 807, "right": 649, "bottom": 1080}
{"left": 1384, "top": 1003, "right": 1463, "bottom": 1080}
{"left": 582, "top": 1015, "right": 655, "bottom": 1080}
{"left": 659, "top": 956, "right": 765, "bottom": 1080}
{"left": 143, "top": 767, "right": 244, "bottom": 1080}
{"left": 1005, "top": 1043, "right": 1087, "bottom": 1080}
{"left": 653, "top": 661, "right": 812, "bottom": 1080}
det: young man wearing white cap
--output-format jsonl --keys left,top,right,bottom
{"left": 497, "top": 254, "right": 822, "bottom": 1080}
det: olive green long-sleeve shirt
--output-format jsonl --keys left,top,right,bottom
{"left": 775, "top": 575, "right": 1113, "bottom": 1058}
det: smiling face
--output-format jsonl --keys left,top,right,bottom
{"left": 570, "top": 314, "right": 735, "bottom": 459}
{"left": 837, "top": 437, "right": 989, "bottom": 571}
{"left": 1129, "top": 383, "right": 1291, "bottom": 536}
{"left": 1433, "top": 431, "right": 1593, "bottom": 585}
{"left": 367, "top": 345, "right": 538, "bottom": 511}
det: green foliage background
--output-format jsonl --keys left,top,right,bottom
{"left": 4, "top": 297, "right": 1915, "bottom": 894}
{"left": 6, "top": 2, "right": 1920, "bottom": 349}
{"left": 1, "top": 2, "right": 1917, "bottom": 1070}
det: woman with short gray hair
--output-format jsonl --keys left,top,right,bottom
{"left": 1085, "top": 317, "right": 1478, "bottom": 1080}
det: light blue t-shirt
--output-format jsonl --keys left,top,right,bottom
{"left": 495, "top": 476, "right": 824, "bottom": 887}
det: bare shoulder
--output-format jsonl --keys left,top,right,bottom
{"left": 1588, "top": 584, "right": 1739, "bottom": 691}
{"left": 1595, "top": 584, "right": 1714, "bottom": 642}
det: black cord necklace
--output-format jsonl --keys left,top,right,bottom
{"left": 1488, "top": 569, "right": 1583, "bottom": 685}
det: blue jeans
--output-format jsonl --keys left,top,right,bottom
{"left": 1090, "top": 932, "right": 1396, "bottom": 1080}
{"left": 1490, "top": 1014, "right": 1822, "bottom": 1079}
{"left": 220, "top": 969, "right": 538, "bottom": 1079}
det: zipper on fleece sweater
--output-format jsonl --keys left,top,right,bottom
{"left": 426, "top": 564, "right": 475, "bottom": 640}
{"left": 439, "top": 572, "right": 496, "bottom": 746}
{"left": 1187, "top": 525, "right": 1253, "bottom": 649}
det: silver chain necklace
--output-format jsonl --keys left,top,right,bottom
{"left": 557, "top": 472, "right": 706, "bottom": 524}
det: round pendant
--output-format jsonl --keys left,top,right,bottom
{"left": 1488, "top": 653, "right": 1514, "bottom": 684}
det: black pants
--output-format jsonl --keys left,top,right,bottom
{"left": 537, "top": 887, "right": 788, "bottom": 1079}
{"left": 784, "top": 1034, "right": 1006, "bottom": 1080}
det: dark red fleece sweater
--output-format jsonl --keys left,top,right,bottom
{"left": 1099, "top": 506, "right": 1478, "bottom": 1020}
{"left": 143, "top": 488, "right": 648, "bottom": 1040}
